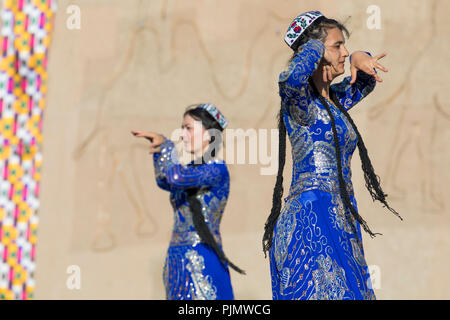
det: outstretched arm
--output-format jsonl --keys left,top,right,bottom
{"left": 153, "top": 138, "right": 227, "bottom": 189}
{"left": 132, "top": 130, "right": 171, "bottom": 191}
{"left": 131, "top": 131, "right": 227, "bottom": 190}
{"left": 332, "top": 51, "right": 388, "bottom": 110}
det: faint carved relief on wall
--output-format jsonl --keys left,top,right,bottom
{"left": 367, "top": 0, "right": 449, "bottom": 213}
{"left": 66, "top": 0, "right": 449, "bottom": 254}
{"left": 68, "top": 0, "right": 334, "bottom": 252}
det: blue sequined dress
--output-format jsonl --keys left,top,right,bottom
{"left": 153, "top": 138, "right": 234, "bottom": 300}
{"left": 269, "top": 39, "right": 376, "bottom": 300}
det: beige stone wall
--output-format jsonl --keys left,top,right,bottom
{"left": 35, "top": 0, "right": 450, "bottom": 299}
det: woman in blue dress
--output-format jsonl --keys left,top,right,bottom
{"left": 132, "top": 103, "right": 244, "bottom": 300}
{"left": 262, "top": 11, "right": 402, "bottom": 300}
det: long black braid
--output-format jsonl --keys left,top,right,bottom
{"left": 186, "top": 186, "right": 245, "bottom": 274}
{"left": 262, "top": 107, "right": 287, "bottom": 256}
{"left": 185, "top": 106, "right": 245, "bottom": 274}
{"left": 328, "top": 88, "right": 403, "bottom": 221}
{"left": 309, "top": 79, "right": 402, "bottom": 238}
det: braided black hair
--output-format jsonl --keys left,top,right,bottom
{"left": 310, "top": 80, "right": 402, "bottom": 238}
{"left": 262, "top": 108, "right": 287, "bottom": 257}
{"left": 328, "top": 89, "right": 402, "bottom": 220}
{"left": 184, "top": 106, "right": 245, "bottom": 274}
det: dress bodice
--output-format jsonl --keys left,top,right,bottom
{"left": 153, "top": 139, "right": 229, "bottom": 247}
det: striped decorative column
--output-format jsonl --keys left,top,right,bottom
{"left": 0, "top": 0, "right": 56, "bottom": 300}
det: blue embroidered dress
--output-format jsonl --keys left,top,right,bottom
{"left": 153, "top": 138, "right": 234, "bottom": 300}
{"left": 269, "top": 39, "right": 376, "bottom": 300}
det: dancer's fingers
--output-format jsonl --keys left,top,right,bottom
{"left": 327, "top": 66, "right": 333, "bottom": 81}
{"left": 375, "top": 62, "right": 388, "bottom": 73}
{"left": 323, "top": 66, "right": 328, "bottom": 82}
{"left": 365, "top": 66, "right": 377, "bottom": 76}
{"left": 131, "top": 130, "right": 146, "bottom": 137}
{"left": 350, "top": 65, "right": 358, "bottom": 84}
{"left": 148, "top": 146, "right": 161, "bottom": 154}
{"left": 131, "top": 130, "right": 141, "bottom": 136}
{"left": 373, "top": 52, "right": 387, "bottom": 61}
{"left": 373, "top": 73, "right": 383, "bottom": 82}
{"left": 132, "top": 130, "right": 154, "bottom": 140}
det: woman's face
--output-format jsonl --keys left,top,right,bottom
{"left": 323, "top": 27, "right": 349, "bottom": 77}
{"left": 181, "top": 114, "right": 210, "bottom": 155}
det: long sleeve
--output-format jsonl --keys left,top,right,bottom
{"left": 279, "top": 39, "right": 325, "bottom": 88}
{"left": 153, "top": 138, "right": 228, "bottom": 189}
{"left": 331, "top": 52, "right": 376, "bottom": 111}
{"left": 279, "top": 39, "right": 325, "bottom": 125}
{"left": 153, "top": 138, "right": 175, "bottom": 191}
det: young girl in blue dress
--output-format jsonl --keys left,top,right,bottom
{"left": 132, "top": 103, "right": 244, "bottom": 300}
{"left": 263, "top": 11, "right": 402, "bottom": 300}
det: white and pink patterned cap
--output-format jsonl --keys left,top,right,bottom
{"left": 284, "top": 11, "right": 324, "bottom": 47}
{"left": 197, "top": 103, "right": 228, "bottom": 129}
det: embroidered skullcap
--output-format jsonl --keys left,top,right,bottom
{"left": 284, "top": 10, "right": 324, "bottom": 47}
{"left": 197, "top": 103, "right": 228, "bottom": 129}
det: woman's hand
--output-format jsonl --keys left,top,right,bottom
{"left": 131, "top": 130, "right": 165, "bottom": 154}
{"left": 350, "top": 51, "right": 388, "bottom": 84}
{"left": 321, "top": 49, "right": 334, "bottom": 83}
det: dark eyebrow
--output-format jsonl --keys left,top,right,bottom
{"left": 333, "top": 40, "right": 345, "bottom": 46}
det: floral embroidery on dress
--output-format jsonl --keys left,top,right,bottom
{"left": 310, "top": 255, "right": 350, "bottom": 300}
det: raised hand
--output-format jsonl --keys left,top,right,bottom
{"left": 350, "top": 51, "right": 388, "bottom": 84}
{"left": 131, "top": 130, "right": 165, "bottom": 154}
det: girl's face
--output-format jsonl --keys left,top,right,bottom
{"left": 181, "top": 114, "right": 210, "bottom": 155}
{"left": 323, "top": 27, "right": 349, "bottom": 76}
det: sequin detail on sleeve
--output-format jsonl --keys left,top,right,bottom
{"left": 279, "top": 39, "right": 325, "bottom": 126}
{"left": 331, "top": 52, "right": 376, "bottom": 112}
